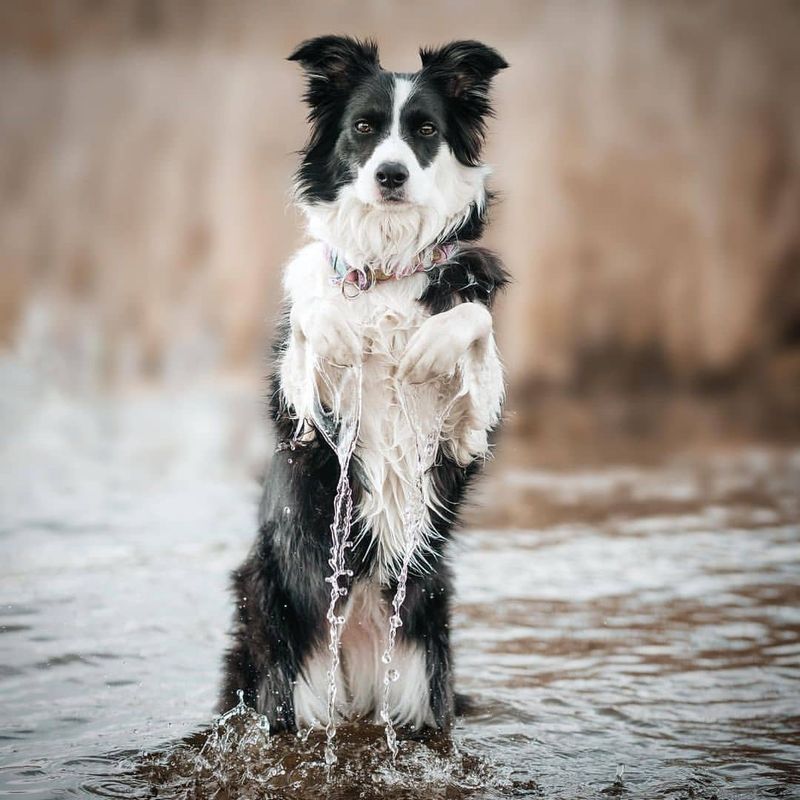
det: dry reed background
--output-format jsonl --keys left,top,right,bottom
{"left": 1, "top": 0, "right": 799, "bottom": 420}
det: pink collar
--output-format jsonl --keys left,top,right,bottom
{"left": 327, "top": 243, "right": 455, "bottom": 296}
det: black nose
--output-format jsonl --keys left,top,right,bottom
{"left": 375, "top": 162, "right": 409, "bottom": 189}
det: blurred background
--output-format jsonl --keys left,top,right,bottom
{"left": 2, "top": 4, "right": 800, "bottom": 798}
{"left": 2, "top": 0, "right": 799, "bottom": 445}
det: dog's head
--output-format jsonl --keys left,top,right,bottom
{"left": 289, "top": 36, "right": 507, "bottom": 217}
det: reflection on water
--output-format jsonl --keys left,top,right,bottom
{"left": 1, "top": 373, "right": 799, "bottom": 799}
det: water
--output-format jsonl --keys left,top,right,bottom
{"left": 379, "top": 384, "right": 464, "bottom": 759}
{"left": 310, "top": 363, "right": 363, "bottom": 768}
{"left": 191, "top": 690, "right": 278, "bottom": 792}
{"left": 309, "top": 358, "right": 462, "bottom": 764}
{"left": 1, "top": 375, "right": 799, "bottom": 799}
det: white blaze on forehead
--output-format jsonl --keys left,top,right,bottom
{"left": 390, "top": 76, "right": 415, "bottom": 138}
{"left": 344, "top": 70, "right": 487, "bottom": 233}
{"left": 353, "top": 75, "right": 420, "bottom": 205}
{"left": 369, "top": 76, "right": 415, "bottom": 161}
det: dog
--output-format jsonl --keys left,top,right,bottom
{"left": 220, "top": 36, "right": 509, "bottom": 733}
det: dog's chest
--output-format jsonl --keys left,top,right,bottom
{"left": 341, "top": 279, "right": 458, "bottom": 578}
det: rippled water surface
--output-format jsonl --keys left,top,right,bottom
{"left": 1, "top": 376, "right": 799, "bottom": 799}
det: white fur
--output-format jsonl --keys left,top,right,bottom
{"left": 280, "top": 242, "right": 504, "bottom": 578}
{"left": 353, "top": 78, "right": 419, "bottom": 207}
{"left": 293, "top": 581, "right": 434, "bottom": 729}
{"left": 304, "top": 75, "right": 491, "bottom": 273}
{"left": 282, "top": 72, "right": 505, "bottom": 729}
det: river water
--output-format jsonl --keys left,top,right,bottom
{"left": 1, "top": 370, "right": 799, "bottom": 799}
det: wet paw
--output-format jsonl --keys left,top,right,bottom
{"left": 397, "top": 304, "right": 491, "bottom": 384}
{"left": 296, "top": 301, "right": 363, "bottom": 367}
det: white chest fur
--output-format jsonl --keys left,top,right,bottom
{"left": 346, "top": 275, "right": 461, "bottom": 577}
{"left": 280, "top": 242, "right": 504, "bottom": 580}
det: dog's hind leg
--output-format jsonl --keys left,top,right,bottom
{"left": 389, "top": 570, "right": 455, "bottom": 730}
{"left": 218, "top": 545, "right": 317, "bottom": 732}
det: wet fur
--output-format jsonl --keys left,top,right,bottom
{"left": 220, "top": 36, "right": 508, "bottom": 732}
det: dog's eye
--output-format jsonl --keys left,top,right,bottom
{"left": 419, "top": 122, "right": 437, "bottom": 137}
{"left": 354, "top": 120, "right": 373, "bottom": 134}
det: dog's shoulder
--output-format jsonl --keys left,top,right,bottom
{"left": 420, "top": 246, "right": 511, "bottom": 314}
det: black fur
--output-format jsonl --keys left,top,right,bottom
{"left": 220, "top": 37, "right": 508, "bottom": 733}
{"left": 418, "top": 41, "right": 508, "bottom": 166}
{"left": 220, "top": 249, "right": 509, "bottom": 729}
{"left": 421, "top": 245, "right": 511, "bottom": 315}
{"left": 289, "top": 36, "right": 383, "bottom": 202}
{"left": 289, "top": 35, "right": 508, "bottom": 203}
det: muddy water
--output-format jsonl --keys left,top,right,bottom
{"left": 1, "top": 379, "right": 799, "bottom": 799}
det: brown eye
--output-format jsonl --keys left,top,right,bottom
{"left": 354, "top": 120, "right": 373, "bottom": 134}
{"left": 419, "top": 122, "right": 437, "bottom": 136}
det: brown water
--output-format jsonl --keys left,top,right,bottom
{"left": 1, "top": 377, "right": 799, "bottom": 799}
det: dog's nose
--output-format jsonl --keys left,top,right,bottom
{"left": 375, "top": 162, "right": 409, "bottom": 189}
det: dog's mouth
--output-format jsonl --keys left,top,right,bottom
{"left": 376, "top": 198, "right": 413, "bottom": 211}
{"left": 377, "top": 189, "right": 410, "bottom": 206}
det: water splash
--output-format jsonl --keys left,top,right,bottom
{"left": 379, "top": 380, "right": 463, "bottom": 759}
{"left": 192, "top": 689, "right": 282, "bottom": 793}
{"left": 311, "top": 363, "right": 364, "bottom": 770}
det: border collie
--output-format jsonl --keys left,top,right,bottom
{"left": 220, "top": 36, "right": 509, "bottom": 733}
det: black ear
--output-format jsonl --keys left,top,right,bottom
{"left": 419, "top": 41, "right": 507, "bottom": 165}
{"left": 419, "top": 40, "right": 507, "bottom": 101}
{"left": 288, "top": 35, "right": 380, "bottom": 104}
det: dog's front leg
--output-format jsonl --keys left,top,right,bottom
{"left": 397, "top": 302, "right": 503, "bottom": 462}
{"left": 281, "top": 299, "right": 363, "bottom": 439}
{"left": 280, "top": 247, "right": 363, "bottom": 431}
{"left": 290, "top": 298, "right": 363, "bottom": 369}
{"left": 397, "top": 302, "right": 492, "bottom": 385}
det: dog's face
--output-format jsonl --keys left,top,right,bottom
{"left": 289, "top": 37, "right": 507, "bottom": 211}
{"left": 344, "top": 73, "right": 447, "bottom": 208}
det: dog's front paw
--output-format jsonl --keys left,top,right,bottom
{"left": 294, "top": 300, "right": 362, "bottom": 367}
{"left": 397, "top": 303, "right": 492, "bottom": 384}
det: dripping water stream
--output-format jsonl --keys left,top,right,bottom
{"left": 311, "top": 363, "right": 364, "bottom": 769}
{"left": 312, "top": 354, "right": 465, "bottom": 766}
{"left": 379, "top": 382, "right": 464, "bottom": 759}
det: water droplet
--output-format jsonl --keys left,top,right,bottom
{"left": 283, "top": 506, "right": 292, "bottom": 517}
{"left": 387, "top": 668, "right": 399, "bottom": 682}
{"left": 287, "top": 457, "right": 293, "bottom": 464}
